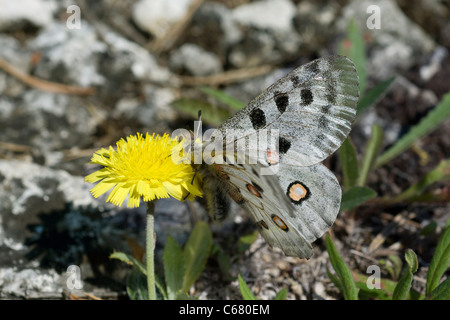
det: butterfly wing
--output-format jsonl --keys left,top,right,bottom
{"left": 218, "top": 55, "right": 359, "bottom": 167}
{"left": 274, "top": 162, "right": 341, "bottom": 244}
{"left": 208, "top": 159, "right": 315, "bottom": 258}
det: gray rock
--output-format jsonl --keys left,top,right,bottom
{"left": 28, "top": 21, "right": 170, "bottom": 88}
{"left": 0, "top": 0, "right": 57, "bottom": 31}
{"left": 101, "top": 28, "right": 171, "bottom": 84}
{"left": 232, "top": 0, "right": 296, "bottom": 34}
{"left": 229, "top": 0, "right": 302, "bottom": 67}
{"left": 0, "top": 35, "right": 32, "bottom": 96}
{"left": 337, "top": 0, "right": 436, "bottom": 80}
{"left": 189, "top": 2, "right": 242, "bottom": 59}
{"left": 132, "top": 0, "right": 196, "bottom": 37}
{"left": 28, "top": 22, "right": 107, "bottom": 88}
{"left": 169, "top": 43, "right": 223, "bottom": 76}
{"left": 294, "top": 0, "right": 341, "bottom": 53}
{"left": 0, "top": 159, "right": 134, "bottom": 298}
{"left": 0, "top": 90, "right": 97, "bottom": 167}
{"left": 0, "top": 267, "right": 62, "bottom": 299}
{"left": 113, "top": 84, "right": 177, "bottom": 126}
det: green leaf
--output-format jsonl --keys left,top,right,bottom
{"left": 426, "top": 225, "right": 450, "bottom": 296}
{"left": 429, "top": 278, "right": 450, "bottom": 300}
{"left": 376, "top": 92, "right": 450, "bottom": 167}
{"left": 340, "top": 186, "right": 377, "bottom": 211}
{"left": 392, "top": 249, "right": 418, "bottom": 300}
{"left": 325, "top": 235, "right": 359, "bottom": 300}
{"left": 339, "top": 137, "right": 359, "bottom": 191}
{"left": 126, "top": 267, "right": 149, "bottom": 300}
{"left": 238, "top": 274, "right": 258, "bottom": 300}
{"left": 274, "top": 288, "right": 288, "bottom": 300}
{"left": 326, "top": 266, "right": 343, "bottom": 291}
{"left": 355, "top": 281, "right": 392, "bottom": 300}
{"left": 237, "top": 230, "right": 259, "bottom": 253}
{"left": 393, "top": 159, "right": 450, "bottom": 202}
{"left": 357, "top": 77, "right": 395, "bottom": 114}
{"left": 339, "top": 20, "right": 367, "bottom": 95}
{"left": 171, "top": 98, "right": 232, "bottom": 126}
{"left": 358, "top": 124, "right": 384, "bottom": 187}
{"left": 211, "top": 244, "right": 232, "bottom": 280}
{"left": 163, "top": 236, "right": 185, "bottom": 300}
{"left": 181, "top": 221, "right": 213, "bottom": 293}
{"left": 199, "top": 86, "right": 245, "bottom": 111}
{"left": 110, "top": 251, "right": 147, "bottom": 276}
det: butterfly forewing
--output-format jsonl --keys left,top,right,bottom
{"left": 219, "top": 55, "right": 359, "bottom": 167}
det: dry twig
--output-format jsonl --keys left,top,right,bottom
{"left": 0, "top": 56, "right": 96, "bottom": 95}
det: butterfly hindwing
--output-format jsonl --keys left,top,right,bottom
{"left": 276, "top": 162, "right": 341, "bottom": 244}
{"left": 203, "top": 157, "right": 314, "bottom": 258}
{"left": 218, "top": 55, "right": 359, "bottom": 167}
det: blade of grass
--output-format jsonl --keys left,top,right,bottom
{"left": 110, "top": 251, "right": 147, "bottom": 275}
{"left": 274, "top": 288, "right": 288, "bottom": 300}
{"left": 238, "top": 274, "right": 258, "bottom": 300}
{"left": 325, "top": 235, "right": 359, "bottom": 300}
{"left": 429, "top": 278, "right": 450, "bottom": 300}
{"left": 357, "top": 77, "right": 395, "bottom": 114}
{"left": 339, "top": 137, "right": 359, "bottom": 191}
{"left": 376, "top": 92, "right": 450, "bottom": 167}
{"left": 199, "top": 86, "right": 245, "bottom": 111}
{"left": 426, "top": 225, "right": 450, "bottom": 296}
{"left": 171, "top": 98, "right": 232, "bottom": 126}
{"left": 358, "top": 124, "right": 384, "bottom": 187}
{"left": 393, "top": 159, "right": 450, "bottom": 202}
{"left": 338, "top": 20, "right": 367, "bottom": 96}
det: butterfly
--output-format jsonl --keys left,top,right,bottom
{"left": 192, "top": 55, "right": 359, "bottom": 259}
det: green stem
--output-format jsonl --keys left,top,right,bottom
{"left": 146, "top": 201, "right": 156, "bottom": 300}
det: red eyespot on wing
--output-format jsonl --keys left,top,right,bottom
{"left": 246, "top": 183, "right": 262, "bottom": 198}
{"left": 271, "top": 215, "right": 289, "bottom": 231}
{"left": 287, "top": 181, "right": 310, "bottom": 204}
{"left": 266, "top": 149, "right": 279, "bottom": 165}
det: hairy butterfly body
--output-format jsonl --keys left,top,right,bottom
{"left": 199, "top": 55, "right": 359, "bottom": 259}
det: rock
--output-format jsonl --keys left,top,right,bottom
{"left": 169, "top": 43, "right": 222, "bottom": 76}
{"left": 229, "top": 0, "right": 301, "bottom": 67}
{"left": 132, "top": 0, "right": 195, "bottom": 38}
{"left": 189, "top": 2, "right": 242, "bottom": 58}
{"left": 294, "top": 0, "right": 341, "bottom": 53}
{"left": 0, "top": 159, "right": 138, "bottom": 298}
{"left": 0, "top": 90, "right": 97, "bottom": 168}
{"left": 0, "top": 267, "right": 62, "bottom": 299}
{"left": 232, "top": 0, "right": 296, "bottom": 34}
{"left": 28, "top": 22, "right": 107, "bottom": 88}
{"left": 337, "top": 0, "right": 436, "bottom": 80}
{"left": 100, "top": 27, "right": 171, "bottom": 84}
{"left": 0, "top": 35, "right": 32, "bottom": 96}
{"left": 419, "top": 47, "right": 448, "bottom": 82}
{"left": 0, "top": 0, "right": 57, "bottom": 31}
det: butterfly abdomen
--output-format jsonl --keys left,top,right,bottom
{"left": 200, "top": 164, "right": 233, "bottom": 221}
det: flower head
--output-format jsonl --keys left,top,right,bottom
{"left": 85, "top": 132, "right": 202, "bottom": 208}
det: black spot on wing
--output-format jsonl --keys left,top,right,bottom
{"left": 301, "top": 88, "right": 313, "bottom": 105}
{"left": 279, "top": 137, "right": 291, "bottom": 154}
{"left": 274, "top": 91, "right": 289, "bottom": 114}
{"left": 291, "top": 75, "right": 301, "bottom": 87}
{"left": 249, "top": 108, "right": 266, "bottom": 129}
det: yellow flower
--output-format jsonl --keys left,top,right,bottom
{"left": 85, "top": 132, "right": 202, "bottom": 208}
